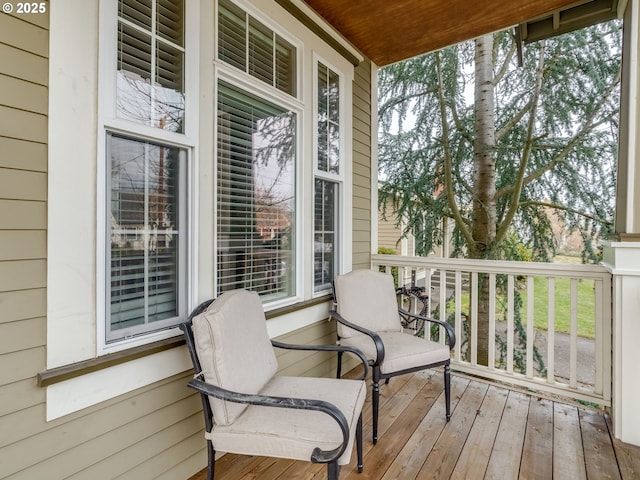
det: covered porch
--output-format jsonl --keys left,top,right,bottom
{"left": 189, "top": 369, "right": 640, "bottom": 479}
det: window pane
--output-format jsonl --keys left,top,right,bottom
{"left": 108, "top": 134, "right": 185, "bottom": 341}
{"left": 119, "top": 0, "right": 152, "bottom": 30}
{"left": 248, "top": 17, "right": 273, "bottom": 86}
{"left": 117, "top": 0, "right": 185, "bottom": 133}
{"left": 317, "top": 62, "right": 340, "bottom": 174}
{"left": 217, "top": 82, "right": 296, "bottom": 301}
{"left": 218, "top": 0, "right": 246, "bottom": 71}
{"left": 314, "top": 179, "right": 337, "bottom": 292}
{"left": 276, "top": 35, "right": 296, "bottom": 96}
{"left": 156, "top": 0, "right": 184, "bottom": 46}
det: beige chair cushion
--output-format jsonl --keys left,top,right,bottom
{"left": 192, "top": 289, "right": 278, "bottom": 426}
{"left": 207, "top": 376, "right": 367, "bottom": 465}
{"left": 340, "top": 331, "right": 450, "bottom": 375}
{"left": 334, "top": 270, "right": 402, "bottom": 338}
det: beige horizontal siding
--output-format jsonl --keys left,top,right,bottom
{"left": 0, "top": 105, "right": 47, "bottom": 143}
{"left": 0, "top": 230, "right": 46, "bottom": 261}
{"left": 0, "top": 378, "right": 45, "bottom": 417}
{"left": 0, "top": 13, "right": 48, "bottom": 56}
{"left": 1, "top": 374, "right": 202, "bottom": 479}
{"left": 275, "top": 318, "right": 338, "bottom": 378}
{"left": 0, "top": 137, "right": 47, "bottom": 171}
{"left": 0, "top": 288, "right": 46, "bottom": 324}
{"left": 0, "top": 200, "right": 47, "bottom": 229}
{"left": 0, "top": 43, "right": 48, "bottom": 85}
{"left": 0, "top": 74, "right": 48, "bottom": 114}
{"left": 0, "top": 169, "right": 47, "bottom": 201}
{"left": 352, "top": 60, "right": 373, "bottom": 270}
{"left": 0, "top": 259, "right": 46, "bottom": 291}
{"left": 0, "top": 317, "right": 45, "bottom": 354}
{"left": 0, "top": 347, "right": 45, "bottom": 388}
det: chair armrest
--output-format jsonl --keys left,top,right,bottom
{"left": 187, "top": 377, "right": 351, "bottom": 464}
{"left": 329, "top": 309, "right": 385, "bottom": 366}
{"left": 271, "top": 340, "right": 369, "bottom": 380}
{"left": 397, "top": 307, "right": 457, "bottom": 350}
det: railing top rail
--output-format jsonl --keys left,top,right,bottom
{"left": 372, "top": 254, "right": 611, "bottom": 280}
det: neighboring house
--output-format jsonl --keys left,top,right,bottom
{"left": 378, "top": 200, "right": 454, "bottom": 259}
{"left": 378, "top": 201, "right": 416, "bottom": 256}
{"left": 1, "top": 1, "right": 639, "bottom": 478}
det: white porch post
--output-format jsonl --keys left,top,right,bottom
{"left": 602, "top": 0, "right": 640, "bottom": 447}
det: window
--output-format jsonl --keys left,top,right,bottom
{"left": 216, "top": 82, "right": 296, "bottom": 301}
{"left": 314, "top": 61, "right": 341, "bottom": 292}
{"left": 107, "top": 134, "right": 187, "bottom": 342}
{"left": 105, "top": 0, "right": 189, "bottom": 343}
{"left": 218, "top": 0, "right": 296, "bottom": 96}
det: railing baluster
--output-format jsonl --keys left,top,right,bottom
{"left": 455, "top": 270, "right": 462, "bottom": 362}
{"left": 425, "top": 268, "right": 432, "bottom": 340}
{"left": 439, "top": 268, "right": 446, "bottom": 344}
{"left": 507, "top": 274, "right": 515, "bottom": 374}
{"left": 489, "top": 273, "right": 496, "bottom": 370}
{"left": 526, "top": 276, "right": 534, "bottom": 379}
{"left": 594, "top": 278, "right": 604, "bottom": 396}
{"left": 471, "top": 271, "right": 478, "bottom": 366}
{"left": 547, "top": 277, "right": 555, "bottom": 384}
{"left": 570, "top": 278, "right": 578, "bottom": 389}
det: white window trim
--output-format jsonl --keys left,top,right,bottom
{"left": 312, "top": 53, "right": 350, "bottom": 296}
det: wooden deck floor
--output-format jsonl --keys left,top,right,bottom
{"left": 188, "top": 370, "right": 640, "bottom": 479}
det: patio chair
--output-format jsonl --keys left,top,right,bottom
{"left": 331, "top": 269, "right": 456, "bottom": 444}
{"left": 180, "top": 289, "right": 368, "bottom": 480}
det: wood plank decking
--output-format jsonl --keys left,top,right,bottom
{"left": 188, "top": 370, "right": 640, "bottom": 479}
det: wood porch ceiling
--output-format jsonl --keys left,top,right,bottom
{"left": 302, "top": 0, "right": 620, "bottom": 66}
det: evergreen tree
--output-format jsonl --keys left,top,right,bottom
{"left": 378, "top": 22, "right": 621, "bottom": 365}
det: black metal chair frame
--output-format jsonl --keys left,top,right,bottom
{"left": 180, "top": 299, "right": 369, "bottom": 480}
{"left": 331, "top": 284, "right": 456, "bottom": 444}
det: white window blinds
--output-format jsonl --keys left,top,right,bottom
{"left": 117, "top": 0, "right": 185, "bottom": 132}
{"left": 314, "top": 178, "right": 338, "bottom": 291}
{"left": 218, "top": 0, "right": 296, "bottom": 97}
{"left": 217, "top": 82, "right": 296, "bottom": 301}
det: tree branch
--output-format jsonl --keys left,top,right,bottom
{"left": 496, "top": 41, "right": 545, "bottom": 242}
{"left": 519, "top": 200, "right": 609, "bottom": 224}
{"left": 496, "top": 98, "right": 533, "bottom": 141}
{"left": 379, "top": 88, "right": 438, "bottom": 118}
{"left": 493, "top": 39, "right": 517, "bottom": 86}
{"left": 498, "top": 68, "right": 620, "bottom": 197}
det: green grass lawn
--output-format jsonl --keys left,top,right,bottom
{"left": 522, "top": 276, "right": 596, "bottom": 339}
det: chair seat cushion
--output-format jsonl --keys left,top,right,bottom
{"left": 207, "top": 376, "right": 367, "bottom": 466}
{"left": 340, "top": 331, "right": 450, "bottom": 375}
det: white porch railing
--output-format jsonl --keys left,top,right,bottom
{"left": 372, "top": 254, "right": 612, "bottom": 407}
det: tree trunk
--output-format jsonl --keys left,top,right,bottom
{"left": 472, "top": 34, "right": 496, "bottom": 366}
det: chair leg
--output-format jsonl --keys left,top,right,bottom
{"left": 356, "top": 413, "right": 364, "bottom": 473}
{"left": 207, "top": 440, "right": 215, "bottom": 480}
{"left": 327, "top": 461, "right": 340, "bottom": 480}
{"left": 444, "top": 363, "right": 451, "bottom": 422}
{"left": 336, "top": 350, "right": 343, "bottom": 379}
{"left": 372, "top": 368, "right": 381, "bottom": 444}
